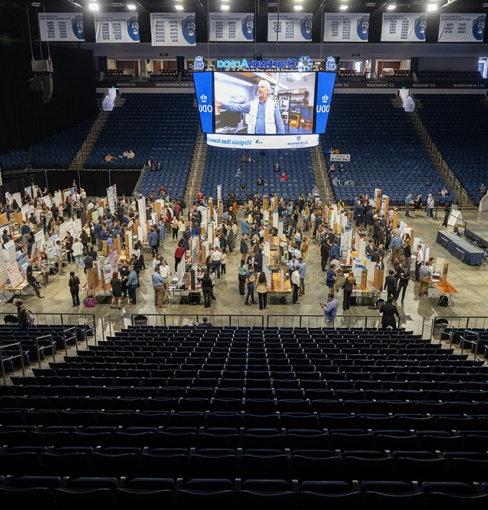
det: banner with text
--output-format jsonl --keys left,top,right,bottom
{"left": 150, "top": 12, "right": 196, "bottom": 46}
{"left": 95, "top": 12, "right": 140, "bottom": 43}
{"left": 438, "top": 13, "right": 486, "bottom": 42}
{"left": 38, "top": 12, "right": 85, "bottom": 41}
{"left": 324, "top": 13, "right": 370, "bottom": 42}
{"left": 207, "top": 134, "right": 319, "bottom": 150}
{"left": 267, "top": 13, "right": 313, "bottom": 42}
{"left": 209, "top": 13, "right": 254, "bottom": 42}
{"left": 381, "top": 13, "right": 427, "bottom": 42}
{"left": 106, "top": 184, "right": 117, "bottom": 216}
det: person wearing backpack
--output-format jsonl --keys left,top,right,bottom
{"left": 15, "top": 299, "right": 29, "bottom": 330}
{"left": 68, "top": 271, "right": 81, "bottom": 307}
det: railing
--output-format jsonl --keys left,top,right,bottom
{"left": 34, "top": 334, "right": 56, "bottom": 369}
{"left": 0, "top": 342, "right": 25, "bottom": 384}
{"left": 131, "top": 314, "right": 265, "bottom": 328}
{"left": 431, "top": 315, "right": 488, "bottom": 339}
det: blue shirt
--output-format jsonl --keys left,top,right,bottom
{"left": 151, "top": 271, "right": 164, "bottom": 288}
{"left": 330, "top": 243, "right": 340, "bottom": 260}
{"left": 127, "top": 270, "right": 138, "bottom": 287}
{"left": 299, "top": 262, "right": 307, "bottom": 279}
{"left": 149, "top": 231, "right": 159, "bottom": 247}
{"left": 390, "top": 236, "right": 402, "bottom": 249}
{"left": 222, "top": 99, "right": 285, "bottom": 134}
{"left": 324, "top": 298, "right": 338, "bottom": 321}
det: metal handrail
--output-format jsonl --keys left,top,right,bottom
{"left": 131, "top": 314, "right": 265, "bottom": 328}
{"left": 34, "top": 334, "right": 56, "bottom": 369}
{"left": 431, "top": 316, "right": 488, "bottom": 339}
{"left": 460, "top": 330, "right": 480, "bottom": 361}
{"left": 0, "top": 342, "right": 25, "bottom": 384}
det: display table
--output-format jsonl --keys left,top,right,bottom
{"left": 465, "top": 227, "right": 488, "bottom": 250}
{"left": 430, "top": 279, "right": 458, "bottom": 306}
{"left": 436, "top": 231, "right": 484, "bottom": 266}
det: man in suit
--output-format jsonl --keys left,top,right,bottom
{"left": 380, "top": 298, "right": 400, "bottom": 329}
{"left": 384, "top": 269, "right": 398, "bottom": 302}
{"left": 396, "top": 264, "right": 410, "bottom": 303}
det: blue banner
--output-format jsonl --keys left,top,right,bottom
{"left": 193, "top": 72, "right": 214, "bottom": 134}
{"left": 314, "top": 72, "right": 336, "bottom": 134}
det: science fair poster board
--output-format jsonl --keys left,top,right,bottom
{"left": 95, "top": 12, "right": 140, "bottom": 43}
{"left": 209, "top": 13, "right": 254, "bottom": 42}
{"left": 381, "top": 13, "right": 427, "bottom": 42}
{"left": 3, "top": 241, "right": 16, "bottom": 264}
{"left": 6, "top": 262, "right": 24, "bottom": 287}
{"left": 324, "top": 13, "right": 370, "bottom": 42}
{"left": 268, "top": 13, "right": 313, "bottom": 42}
{"left": 150, "top": 13, "right": 196, "bottom": 46}
{"left": 38, "top": 12, "right": 85, "bottom": 42}
{"left": 106, "top": 184, "right": 117, "bottom": 215}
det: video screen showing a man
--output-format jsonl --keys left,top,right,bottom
{"left": 214, "top": 71, "right": 315, "bottom": 135}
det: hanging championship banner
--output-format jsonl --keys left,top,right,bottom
{"left": 438, "top": 13, "right": 486, "bottom": 42}
{"left": 267, "top": 13, "right": 313, "bottom": 42}
{"left": 209, "top": 13, "right": 254, "bottom": 42}
{"left": 381, "top": 13, "right": 427, "bottom": 42}
{"left": 106, "top": 184, "right": 117, "bottom": 215}
{"left": 150, "top": 12, "right": 196, "bottom": 46}
{"left": 324, "top": 13, "right": 370, "bottom": 42}
{"left": 38, "top": 12, "right": 85, "bottom": 42}
{"left": 95, "top": 12, "right": 140, "bottom": 43}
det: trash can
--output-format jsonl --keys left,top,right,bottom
{"left": 133, "top": 314, "right": 148, "bottom": 326}
{"left": 433, "top": 318, "right": 449, "bottom": 339}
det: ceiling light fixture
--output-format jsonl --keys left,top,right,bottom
{"left": 386, "top": 3, "right": 397, "bottom": 11}
{"left": 221, "top": 4, "right": 230, "bottom": 10}
{"left": 127, "top": 3, "right": 137, "bottom": 10}
{"left": 339, "top": 4, "right": 349, "bottom": 11}
{"left": 88, "top": 1, "right": 99, "bottom": 11}
{"left": 427, "top": 2, "right": 438, "bottom": 12}
{"left": 175, "top": 4, "right": 184, "bottom": 11}
{"left": 294, "top": 4, "right": 304, "bottom": 11}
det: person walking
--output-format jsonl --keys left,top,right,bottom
{"left": 326, "top": 265, "right": 337, "bottom": 291}
{"left": 174, "top": 241, "right": 186, "bottom": 271}
{"left": 110, "top": 272, "right": 123, "bottom": 309}
{"left": 26, "top": 266, "right": 43, "bottom": 298}
{"left": 221, "top": 249, "right": 228, "bottom": 276}
{"left": 54, "top": 240, "right": 65, "bottom": 274}
{"left": 127, "top": 265, "right": 139, "bottom": 305}
{"left": 148, "top": 228, "right": 159, "bottom": 257}
{"left": 256, "top": 272, "right": 268, "bottom": 310}
{"left": 201, "top": 271, "right": 213, "bottom": 308}
{"left": 321, "top": 293, "right": 338, "bottom": 327}
{"left": 40, "top": 252, "right": 50, "bottom": 286}
{"left": 298, "top": 257, "right": 307, "bottom": 296}
{"left": 68, "top": 271, "right": 80, "bottom": 307}
{"left": 151, "top": 267, "right": 165, "bottom": 308}
{"left": 291, "top": 266, "right": 301, "bottom": 304}
{"left": 384, "top": 269, "right": 398, "bottom": 302}
{"left": 342, "top": 273, "right": 356, "bottom": 311}
{"left": 245, "top": 270, "right": 257, "bottom": 305}
{"left": 380, "top": 298, "right": 400, "bottom": 329}
{"left": 238, "top": 259, "right": 248, "bottom": 296}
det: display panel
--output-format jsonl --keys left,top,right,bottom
{"left": 214, "top": 71, "right": 316, "bottom": 135}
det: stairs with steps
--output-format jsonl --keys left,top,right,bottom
{"left": 310, "top": 143, "right": 334, "bottom": 203}
{"left": 69, "top": 110, "right": 111, "bottom": 171}
{"left": 184, "top": 131, "right": 207, "bottom": 205}
{"left": 408, "top": 104, "right": 473, "bottom": 209}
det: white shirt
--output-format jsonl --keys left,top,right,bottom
{"left": 72, "top": 241, "right": 83, "bottom": 257}
{"left": 291, "top": 270, "right": 300, "bottom": 286}
{"left": 212, "top": 250, "right": 222, "bottom": 262}
{"left": 160, "top": 264, "right": 170, "bottom": 278}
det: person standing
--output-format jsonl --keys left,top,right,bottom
{"left": 211, "top": 247, "right": 222, "bottom": 279}
{"left": 321, "top": 293, "right": 338, "bottom": 327}
{"left": 201, "top": 271, "right": 213, "bottom": 308}
{"left": 40, "top": 252, "right": 50, "bottom": 286}
{"left": 148, "top": 228, "right": 159, "bottom": 257}
{"left": 151, "top": 267, "right": 165, "bottom": 308}
{"left": 320, "top": 239, "right": 330, "bottom": 272}
{"left": 418, "top": 261, "right": 432, "bottom": 297}
{"left": 442, "top": 202, "right": 451, "bottom": 228}
{"left": 256, "top": 272, "right": 268, "bottom": 310}
{"left": 221, "top": 249, "right": 228, "bottom": 276}
{"left": 72, "top": 238, "right": 84, "bottom": 268}
{"left": 342, "top": 273, "right": 356, "bottom": 311}
{"left": 68, "top": 271, "right": 80, "bottom": 307}
{"left": 427, "top": 194, "right": 435, "bottom": 218}
{"left": 384, "top": 269, "right": 398, "bottom": 302}
{"left": 238, "top": 259, "right": 248, "bottom": 296}
{"left": 110, "top": 272, "right": 123, "bottom": 309}
{"left": 291, "top": 266, "right": 301, "bottom": 304}
{"left": 298, "top": 257, "right": 307, "bottom": 296}
{"left": 240, "top": 234, "right": 249, "bottom": 257}
{"left": 404, "top": 193, "right": 413, "bottom": 217}
{"left": 415, "top": 245, "right": 424, "bottom": 282}
{"left": 326, "top": 265, "right": 337, "bottom": 291}
{"left": 127, "top": 265, "right": 139, "bottom": 305}
{"left": 54, "top": 240, "right": 65, "bottom": 274}
{"left": 245, "top": 270, "right": 257, "bottom": 305}
{"left": 379, "top": 298, "right": 400, "bottom": 329}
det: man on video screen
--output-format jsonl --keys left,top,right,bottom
{"left": 216, "top": 79, "right": 285, "bottom": 134}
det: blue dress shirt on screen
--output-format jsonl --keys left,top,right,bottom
{"left": 221, "top": 100, "right": 285, "bottom": 134}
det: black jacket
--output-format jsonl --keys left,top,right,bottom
{"left": 384, "top": 275, "right": 398, "bottom": 294}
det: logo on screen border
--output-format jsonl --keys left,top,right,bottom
{"left": 325, "top": 56, "right": 337, "bottom": 71}
{"left": 298, "top": 56, "right": 313, "bottom": 72}
{"left": 194, "top": 56, "right": 206, "bottom": 71}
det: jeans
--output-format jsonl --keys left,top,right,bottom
{"left": 292, "top": 284, "right": 300, "bottom": 303}
{"left": 128, "top": 285, "right": 137, "bottom": 304}
{"left": 74, "top": 255, "right": 84, "bottom": 268}
{"left": 203, "top": 289, "right": 212, "bottom": 308}
{"left": 258, "top": 292, "right": 267, "bottom": 310}
{"left": 212, "top": 261, "right": 221, "bottom": 279}
{"left": 245, "top": 286, "right": 255, "bottom": 304}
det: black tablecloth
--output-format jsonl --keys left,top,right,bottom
{"left": 436, "top": 231, "right": 484, "bottom": 266}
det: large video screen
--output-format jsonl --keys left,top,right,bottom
{"left": 214, "top": 71, "right": 316, "bottom": 135}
